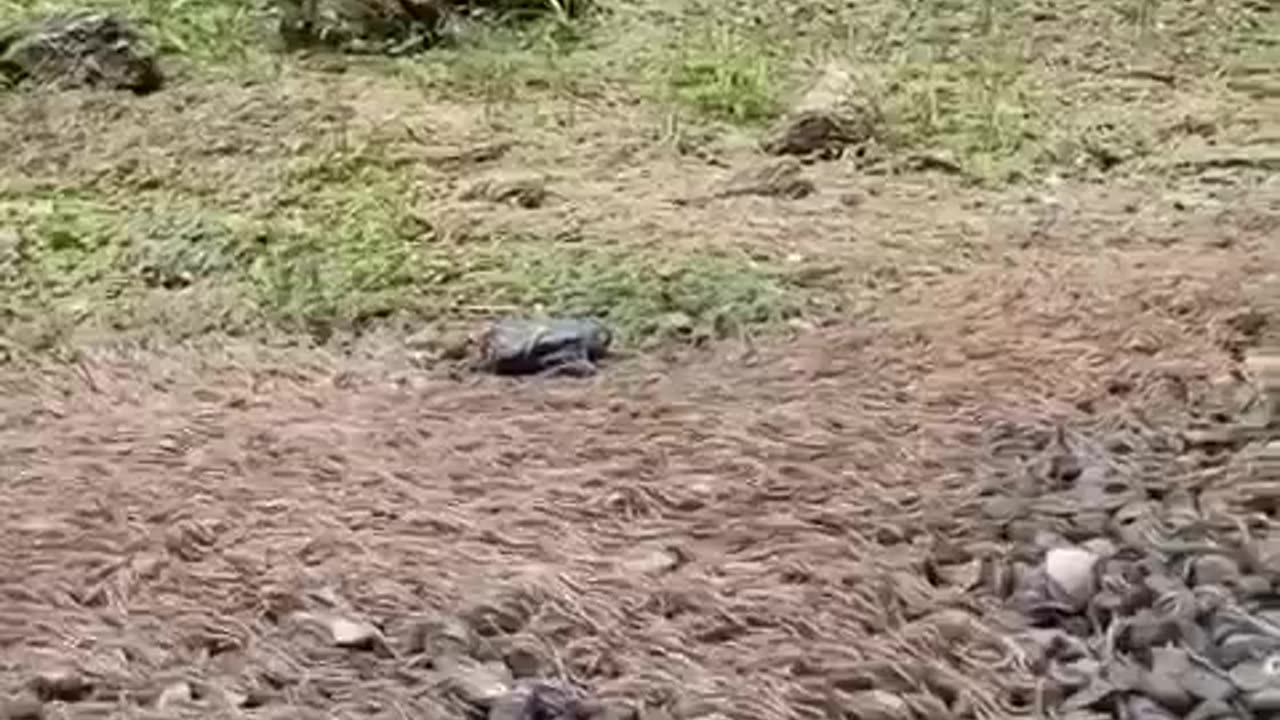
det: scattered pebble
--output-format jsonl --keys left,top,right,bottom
{"left": 1044, "top": 546, "right": 1099, "bottom": 609}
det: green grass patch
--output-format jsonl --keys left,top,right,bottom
{"left": 0, "top": 190, "right": 804, "bottom": 349}
{"left": 665, "top": 26, "right": 783, "bottom": 125}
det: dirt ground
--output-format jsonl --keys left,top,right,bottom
{"left": 3, "top": 10, "right": 1280, "bottom": 717}
{"left": 3, "top": 191, "right": 1279, "bottom": 719}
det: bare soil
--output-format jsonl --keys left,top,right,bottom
{"left": 3, "top": 206, "right": 1278, "bottom": 718}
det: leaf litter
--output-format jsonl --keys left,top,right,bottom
{"left": 0, "top": 249, "right": 1276, "bottom": 719}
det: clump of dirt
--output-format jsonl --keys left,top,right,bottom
{"left": 0, "top": 10, "right": 163, "bottom": 93}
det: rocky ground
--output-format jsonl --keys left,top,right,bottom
{"left": 2, "top": 0, "right": 1280, "bottom": 718}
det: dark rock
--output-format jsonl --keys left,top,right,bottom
{"left": 0, "top": 11, "right": 162, "bottom": 93}
{"left": 28, "top": 669, "right": 91, "bottom": 702}
{"left": 479, "top": 317, "right": 612, "bottom": 377}
{"left": 488, "top": 679, "right": 584, "bottom": 720}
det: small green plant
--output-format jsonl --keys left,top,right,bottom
{"left": 667, "top": 27, "right": 781, "bottom": 125}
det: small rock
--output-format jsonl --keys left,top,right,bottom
{"left": 155, "top": 681, "right": 192, "bottom": 709}
{"left": 28, "top": 668, "right": 91, "bottom": 702}
{"left": 1044, "top": 546, "right": 1100, "bottom": 609}
{"left": 1126, "top": 695, "right": 1179, "bottom": 720}
{"left": 618, "top": 545, "right": 680, "bottom": 576}
{"left": 0, "top": 11, "right": 162, "bottom": 93}
{"left": 845, "top": 690, "right": 911, "bottom": 720}
{"left": 410, "top": 616, "right": 474, "bottom": 658}
{"left": 327, "top": 616, "right": 383, "bottom": 650}
{"left": 502, "top": 643, "right": 543, "bottom": 678}
{"left": 1080, "top": 538, "right": 1118, "bottom": 559}
{"left": 1192, "top": 555, "right": 1242, "bottom": 587}
{"left": 488, "top": 680, "right": 582, "bottom": 720}
{"left": 445, "top": 658, "right": 512, "bottom": 708}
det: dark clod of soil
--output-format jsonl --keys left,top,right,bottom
{"left": 0, "top": 11, "right": 162, "bottom": 93}
{"left": 479, "top": 317, "right": 612, "bottom": 377}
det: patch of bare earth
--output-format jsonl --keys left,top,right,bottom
{"left": 2, "top": 222, "right": 1277, "bottom": 719}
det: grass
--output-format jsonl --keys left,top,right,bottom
{"left": 0, "top": 188, "right": 803, "bottom": 349}
{"left": 1, "top": 0, "right": 1275, "bottom": 353}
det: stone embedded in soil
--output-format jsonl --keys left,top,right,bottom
{"left": 618, "top": 545, "right": 680, "bottom": 576}
{"left": 488, "top": 680, "right": 583, "bottom": 720}
{"left": 155, "top": 681, "right": 193, "bottom": 709}
{"left": 28, "top": 668, "right": 91, "bottom": 703}
{"left": 1044, "top": 546, "right": 1100, "bottom": 609}
{"left": 444, "top": 657, "right": 513, "bottom": 707}
{"left": 0, "top": 11, "right": 163, "bottom": 93}
{"left": 408, "top": 615, "right": 475, "bottom": 658}
{"left": 1125, "top": 695, "right": 1179, "bottom": 720}
{"left": 502, "top": 643, "right": 544, "bottom": 678}
{"left": 325, "top": 615, "right": 385, "bottom": 650}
